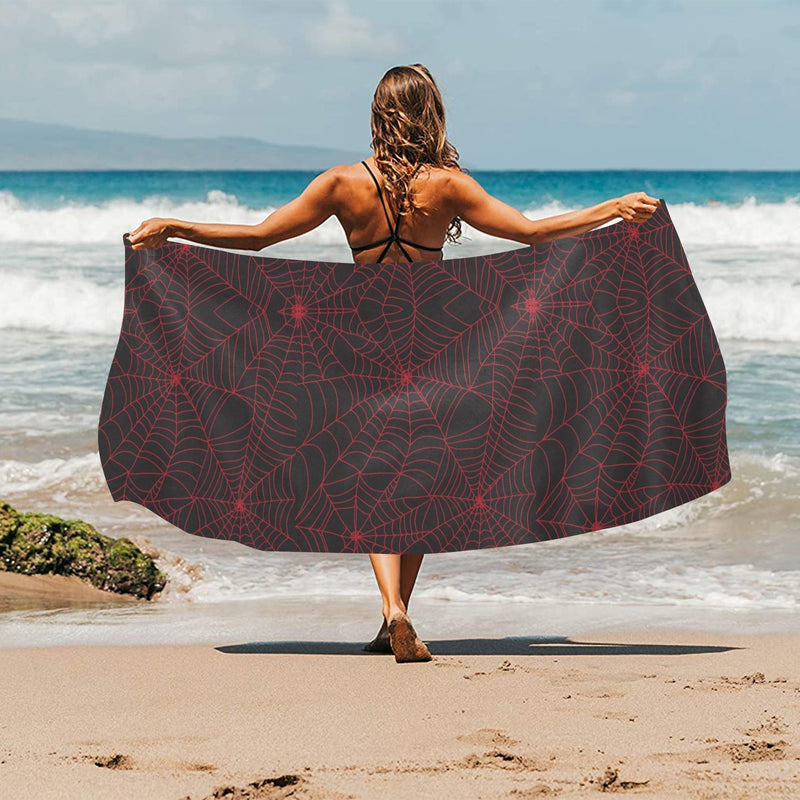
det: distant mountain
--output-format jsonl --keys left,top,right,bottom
{"left": 0, "top": 118, "right": 368, "bottom": 170}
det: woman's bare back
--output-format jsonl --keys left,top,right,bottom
{"left": 338, "top": 157, "right": 454, "bottom": 264}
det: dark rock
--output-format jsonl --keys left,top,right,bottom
{"left": 0, "top": 499, "right": 168, "bottom": 599}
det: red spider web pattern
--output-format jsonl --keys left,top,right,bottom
{"left": 98, "top": 200, "right": 731, "bottom": 553}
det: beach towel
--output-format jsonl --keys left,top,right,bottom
{"left": 98, "top": 199, "right": 731, "bottom": 553}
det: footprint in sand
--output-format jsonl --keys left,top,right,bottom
{"left": 652, "top": 737, "right": 793, "bottom": 767}
{"left": 509, "top": 783, "right": 563, "bottom": 797}
{"left": 73, "top": 752, "right": 220, "bottom": 775}
{"left": 179, "top": 760, "right": 218, "bottom": 772}
{"left": 181, "top": 774, "right": 302, "bottom": 800}
{"left": 461, "top": 749, "right": 546, "bottom": 772}
{"left": 433, "top": 658, "right": 471, "bottom": 669}
{"left": 89, "top": 753, "right": 135, "bottom": 770}
{"left": 689, "top": 672, "right": 793, "bottom": 693}
{"left": 593, "top": 767, "right": 650, "bottom": 791}
{"left": 456, "top": 727, "right": 520, "bottom": 748}
{"left": 742, "top": 714, "right": 790, "bottom": 736}
{"left": 715, "top": 739, "right": 790, "bottom": 763}
{"left": 463, "top": 660, "right": 526, "bottom": 679}
{"left": 182, "top": 773, "right": 351, "bottom": 800}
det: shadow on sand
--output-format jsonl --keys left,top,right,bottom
{"left": 216, "top": 635, "right": 741, "bottom": 657}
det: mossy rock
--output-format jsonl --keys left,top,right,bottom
{"left": 0, "top": 500, "right": 168, "bottom": 600}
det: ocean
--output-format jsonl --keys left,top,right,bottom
{"left": 1, "top": 169, "right": 798, "bottom": 647}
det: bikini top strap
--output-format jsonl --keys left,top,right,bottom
{"left": 361, "top": 161, "right": 423, "bottom": 230}
{"left": 361, "top": 161, "right": 397, "bottom": 234}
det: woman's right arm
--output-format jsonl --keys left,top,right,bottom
{"left": 449, "top": 172, "right": 661, "bottom": 245}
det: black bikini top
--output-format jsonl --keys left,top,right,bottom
{"left": 349, "top": 160, "right": 444, "bottom": 263}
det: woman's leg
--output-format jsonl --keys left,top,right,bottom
{"left": 365, "top": 553, "right": 430, "bottom": 660}
{"left": 399, "top": 553, "right": 425, "bottom": 609}
{"left": 369, "top": 553, "right": 425, "bottom": 620}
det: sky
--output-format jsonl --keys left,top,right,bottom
{"left": 2, "top": 0, "right": 799, "bottom": 169}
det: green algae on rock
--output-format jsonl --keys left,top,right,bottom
{"left": 0, "top": 500, "right": 168, "bottom": 600}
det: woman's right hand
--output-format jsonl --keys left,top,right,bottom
{"left": 128, "top": 217, "right": 173, "bottom": 250}
{"left": 616, "top": 192, "right": 661, "bottom": 223}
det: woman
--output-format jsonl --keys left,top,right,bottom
{"left": 129, "top": 63, "right": 660, "bottom": 664}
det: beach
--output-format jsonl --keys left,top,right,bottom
{"left": 1, "top": 573, "right": 799, "bottom": 800}
{"left": 1, "top": 170, "right": 799, "bottom": 797}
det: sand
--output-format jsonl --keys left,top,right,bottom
{"left": 1, "top": 574, "right": 799, "bottom": 799}
{"left": 0, "top": 571, "right": 142, "bottom": 612}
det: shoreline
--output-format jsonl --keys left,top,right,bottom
{"left": 2, "top": 570, "right": 800, "bottom": 650}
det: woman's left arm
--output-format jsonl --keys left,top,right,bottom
{"left": 128, "top": 168, "right": 342, "bottom": 251}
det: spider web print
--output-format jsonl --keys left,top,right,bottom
{"left": 98, "top": 200, "right": 732, "bottom": 554}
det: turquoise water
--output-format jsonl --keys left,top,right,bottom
{"left": 2, "top": 168, "right": 799, "bottom": 209}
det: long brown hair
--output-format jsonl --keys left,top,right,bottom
{"left": 369, "top": 63, "right": 468, "bottom": 245}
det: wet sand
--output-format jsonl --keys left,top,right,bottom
{"left": 0, "top": 570, "right": 142, "bottom": 612}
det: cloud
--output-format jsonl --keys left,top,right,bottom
{"left": 606, "top": 89, "right": 638, "bottom": 107}
{"left": 5, "top": 0, "right": 288, "bottom": 67}
{"left": 305, "top": 0, "right": 400, "bottom": 57}
{"left": 701, "top": 34, "right": 741, "bottom": 58}
{"left": 655, "top": 56, "right": 694, "bottom": 80}
{"left": 0, "top": 0, "right": 292, "bottom": 131}
{"left": 49, "top": 2, "right": 136, "bottom": 46}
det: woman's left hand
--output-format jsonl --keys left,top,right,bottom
{"left": 128, "top": 218, "right": 173, "bottom": 250}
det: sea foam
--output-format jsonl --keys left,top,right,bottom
{"left": 1, "top": 193, "right": 798, "bottom": 341}
{"left": 0, "top": 189, "right": 799, "bottom": 246}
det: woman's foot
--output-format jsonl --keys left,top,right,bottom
{"left": 362, "top": 619, "right": 393, "bottom": 653}
{"left": 387, "top": 611, "right": 432, "bottom": 663}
